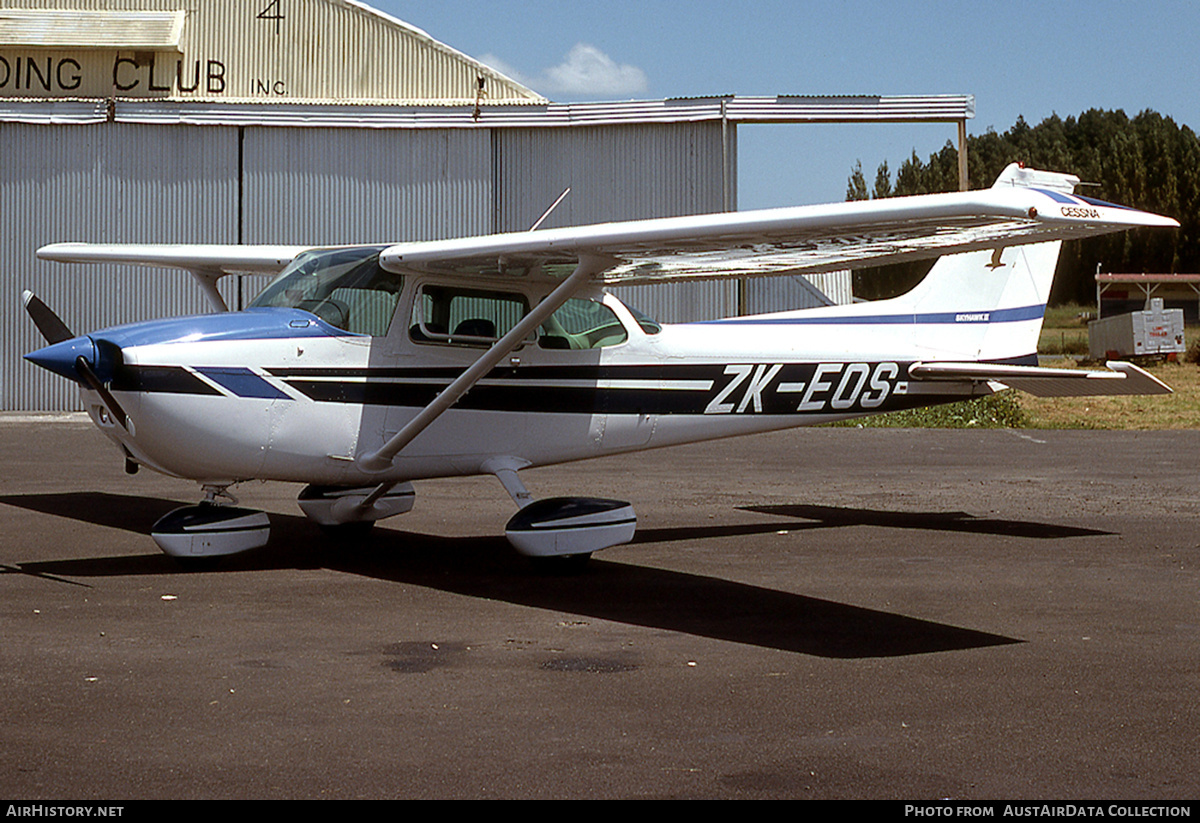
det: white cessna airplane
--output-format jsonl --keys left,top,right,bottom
{"left": 23, "top": 164, "right": 1178, "bottom": 564}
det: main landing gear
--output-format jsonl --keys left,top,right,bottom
{"left": 148, "top": 467, "right": 638, "bottom": 571}
{"left": 488, "top": 459, "right": 637, "bottom": 569}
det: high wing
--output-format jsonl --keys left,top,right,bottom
{"left": 36, "top": 165, "right": 1178, "bottom": 295}
{"left": 37, "top": 243, "right": 310, "bottom": 311}
{"left": 378, "top": 165, "right": 1178, "bottom": 283}
{"left": 35, "top": 243, "right": 308, "bottom": 273}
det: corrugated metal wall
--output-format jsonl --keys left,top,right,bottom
{"left": 2, "top": 122, "right": 236, "bottom": 411}
{"left": 243, "top": 127, "right": 493, "bottom": 244}
{"left": 494, "top": 123, "right": 729, "bottom": 229}
{"left": 744, "top": 271, "right": 853, "bottom": 314}
{"left": 494, "top": 123, "right": 737, "bottom": 323}
{"left": 4, "top": 119, "right": 738, "bottom": 409}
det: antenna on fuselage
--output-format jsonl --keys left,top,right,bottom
{"left": 529, "top": 187, "right": 571, "bottom": 231}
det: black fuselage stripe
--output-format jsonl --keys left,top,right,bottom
{"left": 111, "top": 366, "right": 221, "bottom": 396}
{"left": 107, "top": 361, "right": 986, "bottom": 416}
{"left": 266, "top": 363, "right": 724, "bottom": 381}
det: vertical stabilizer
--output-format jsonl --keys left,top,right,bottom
{"left": 863, "top": 240, "right": 1059, "bottom": 364}
{"left": 859, "top": 164, "right": 1082, "bottom": 363}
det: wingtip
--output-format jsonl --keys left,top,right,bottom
{"left": 1137, "top": 212, "right": 1181, "bottom": 229}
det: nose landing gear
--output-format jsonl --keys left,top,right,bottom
{"left": 151, "top": 484, "right": 270, "bottom": 559}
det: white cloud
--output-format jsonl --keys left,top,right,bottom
{"left": 481, "top": 43, "right": 648, "bottom": 98}
{"left": 542, "top": 43, "right": 648, "bottom": 95}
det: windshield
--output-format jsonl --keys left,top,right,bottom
{"left": 249, "top": 247, "right": 401, "bottom": 336}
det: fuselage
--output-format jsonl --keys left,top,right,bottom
{"left": 29, "top": 270, "right": 996, "bottom": 487}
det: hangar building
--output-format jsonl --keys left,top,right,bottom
{"left": 1, "top": 0, "right": 973, "bottom": 410}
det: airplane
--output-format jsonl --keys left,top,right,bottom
{"left": 22, "top": 163, "right": 1179, "bottom": 565}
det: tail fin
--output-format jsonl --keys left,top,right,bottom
{"left": 876, "top": 240, "right": 1060, "bottom": 363}
{"left": 867, "top": 164, "right": 1081, "bottom": 363}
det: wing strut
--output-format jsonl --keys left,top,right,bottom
{"left": 189, "top": 270, "right": 229, "bottom": 312}
{"left": 355, "top": 253, "right": 614, "bottom": 474}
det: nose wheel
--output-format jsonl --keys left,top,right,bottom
{"left": 151, "top": 484, "right": 270, "bottom": 560}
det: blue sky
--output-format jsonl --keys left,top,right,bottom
{"left": 374, "top": 1, "right": 1200, "bottom": 209}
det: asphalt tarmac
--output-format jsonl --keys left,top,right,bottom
{"left": 2, "top": 417, "right": 1198, "bottom": 800}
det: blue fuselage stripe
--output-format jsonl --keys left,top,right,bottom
{"left": 195, "top": 367, "right": 291, "bottom": 400}
{"left": 695, "top": 304, "right": 1045, "bottom": 326}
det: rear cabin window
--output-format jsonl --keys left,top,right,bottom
{"left": 537, "top": 298, "right": 628, "bottom": 349}
{"left": 625, "top": 304, "right": 662, "bottom": 335}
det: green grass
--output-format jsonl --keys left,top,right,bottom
{"left": 828, "top": 392, "right": 1027, "bottom": 429}
{"left": 1038, "top": 302, "right": 1093, "bottom": 356}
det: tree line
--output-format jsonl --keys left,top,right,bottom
{"left": 847, "top": 109, "right": 1200, "bottom": 303}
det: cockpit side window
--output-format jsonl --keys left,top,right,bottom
{"left": 405, "top": 285, "right": 646, "bottom": 350}
{"left": 248, "top": 247, "right": 402, "bottom": 337}
{"left": 410, "top": 285, "right": 530, "bottom": 346}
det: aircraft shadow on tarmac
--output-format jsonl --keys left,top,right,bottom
{"left": 0, "top": 490, "right": 1087, "bottom": 659}
{"left": 739, "top": 503, "right": 1113, "bottom": 539}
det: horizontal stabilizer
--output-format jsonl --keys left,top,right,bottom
{"left": 908, "top": 361, "right": 1172, "bottom": 397}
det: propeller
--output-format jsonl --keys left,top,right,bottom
{"left": 72, "top": 354, "right": 129, "bottom": 431}
{"left": 22, "top": 290, "right": 128, "bottom": 431}
{"left": 21, "top": 289, "right": 73, "bottom": 344}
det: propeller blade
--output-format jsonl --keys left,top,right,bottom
{"left": 74, "top": 355, "right": 129, "bottom": 431}
{"left": 21, "top": 290, "right": 73, "bottom": 344}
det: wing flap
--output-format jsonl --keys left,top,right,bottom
{"left": 909, "top": 361, "right": 1172, "bottom": 397}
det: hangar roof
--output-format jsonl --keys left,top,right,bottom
{"left": 0, "top": 0, "right": 544, "bottom": 105}
{"left": 0, "top": 2, "right": 974, "bottom": 133}
{"left": 0, "top": 93, "right": 975, "bottom": 128}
